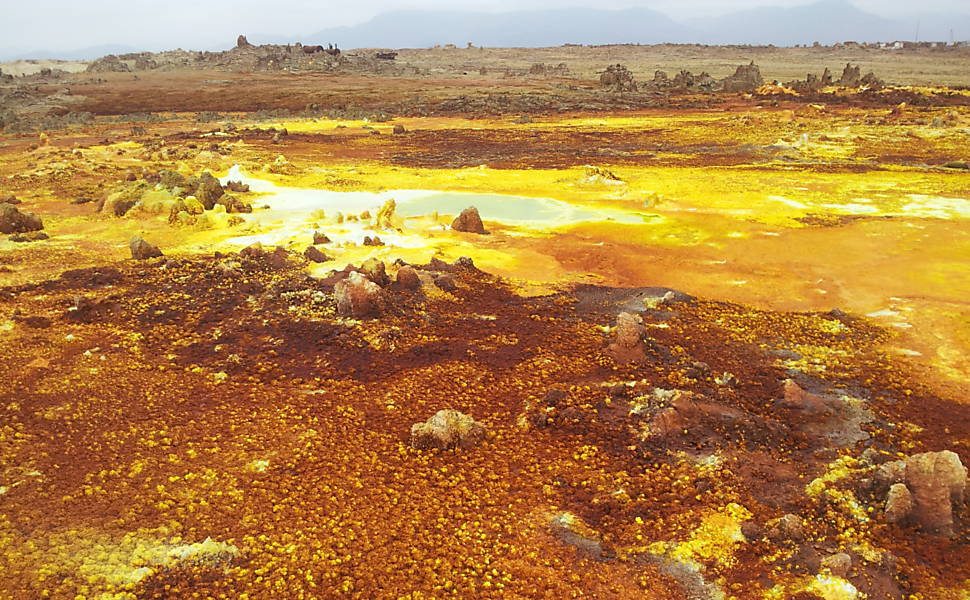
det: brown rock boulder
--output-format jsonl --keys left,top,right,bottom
{"left": 606, "top": 312, "right": 649, "bottom": 363}
{"left": 779, "top": 379, "right": 834, "bottom": 416}
{"left": 395, "top": 265, "right": 421, "bottom": 290}
{"left": 129, "top": 236, "right": 163, "bottom": 260}
{"left": 0, "top": 203, "right": 43, "bottom": 234}
{"left": 334, "top": 271, "right": 384, "bottom": 318}
{"left": 451, "top": 206, "right": 487, "bottom": 234}
{"left": 904, "top": 451, "right": 967, "bottom": 535}
{"left": 304, "top": 246, "right": 329, "bottom": 263}
{"left": 409, "top": 409, "right": 485, "bottom": 451}
{"left": 875, "top": 450, "right": 967, "bottom": 535}
{"left": 884, "top": 483, "right": 914, "bottom": 524}
{"left": 361, "top": 258, "right": 389, "bottom": 287}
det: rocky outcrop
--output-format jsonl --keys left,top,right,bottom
{"left": 236, "top": 35, "right": 253, "bottom": 49}
{"left": 129, "top": 236, "right": 163, "bottom": 260}
{"left": 334, "top": 271, "right": 385, "bottom": 318}
{"left": 1, "top": 193, "right": 19, "bottom": 205}
{"left": 606, "top": 312, "right": 649, "bottom": 363}
{"left": 409, "top": 409, "right": 485, "bottom": 451}
{"left": 303, "top": 246, "right": 329, "bottom": 263}
{"left": 86, "top": 55, "right": 131, "bottom": 73}
{"left": 195, "top": 172, "right": 225, "bottom": 210}
{"left": 451, "top": 206, "right": 487, "bottom": 234}
{"left": 600, "top": 64, "right": 637, "bottom": 92}
{"left": 216, "top": 194, "right": 252, "bottom": 214}
{"left": 720, "top": 62, "right": 764, "bottom": 93}
{"left": 876, "top": 450, "right": 967, "bottom": 535}
{"left": 361, "top": 258, "right": 389, "bottom": 287}
{"left": 312, "top": 231, "right": 331, "bottom": 245}
{"left": 672, "top": 69, "right": 717, "bottom": 92}
{"left": 0, "top": 204, "right": 43, "bottom": 234}
{"left": 374, "top": 198, "right": 400, "bottom": 229}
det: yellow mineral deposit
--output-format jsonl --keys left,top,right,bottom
{"left": 1, "top": 38, "right": 968, "bottom": 600}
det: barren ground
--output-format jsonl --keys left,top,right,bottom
{"left": 0, "top": 45, "right": 968, "bottom": 600}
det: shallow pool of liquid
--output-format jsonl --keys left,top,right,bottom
{"left": 220, "top": 165, "right": 652, "bottom": 227}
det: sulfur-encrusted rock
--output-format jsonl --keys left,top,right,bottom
{"left": 334, "top": 271, "right": 384, "bottom": 318}
{"left": 409, "top": 409, "right": 485, "bottom": 451}
{"left": 361, "top": 258, "right": 389, "bottom": 287}
{"left": 451, "top": 206, "right": 487, "bottom": 234}
{"left": 312, "top": 230, "right": 331, "bottom": 244}
{"left": 129, "top": 236, "right": 163, "bottom": 260}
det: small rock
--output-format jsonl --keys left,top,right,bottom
{"left": 129, "top": 236, "right": 163, "bottom": 260}
{"left": 9, "top": 231, "right": 49, "bottom": 243}
{"left": 779, "top": 379, "right": 834, "bottom": 416}
{"left": 312, "top": 231, "right": 331, "bottom": 244}
{"left": 820, "top": 552, "right": 852, "bottom": 577}
{"left": 451, "top": 206, "right": 488, "bottom": 234}
{"left": 409, "top": 409, "right": 485, "bottom": 451}
{"left": 740, "top": 521, "right": 763, "bottom": 542}
{"left": 454, "top": 256, "right": 476, "bottom": 269}
{"left": 334, "top": 271, "right": 384, "bottom": 318}
{"left": 884, "top": 483, "right": 914, "bottom": 524}
{"left": 395, "top": 265, "right": 421, "bottom": 290}
{"left": 225, "top": 180, "right": 250, "bottom": 193}
{"left": 217, "top": 194, "right": 252, "bottom": 214}
{"left": 766, "top": 514, "right": 804, "bottom": 542}
{"left": 239, "top": 242, "right": 264, "bottom": 258}
{"left": 362, "top": 235, "right": 384, "bottom": 247}
{"left": 1, "top": 193, "right": 20, "bottom": 204}
{"left": 434, "top": 273, "right": 457, "bottom": 292}
{"left": 392, "top": 124, "right": 407, "bottom": 134}
{"left": 361, "top": 258, "right": 389, "bottom": 286}
{"left": 304, "top": 246, "right": 329, "bottom": 263}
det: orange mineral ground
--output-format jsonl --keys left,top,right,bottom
{"left": 0, "top": 61, "right": 968, "bottom": 600}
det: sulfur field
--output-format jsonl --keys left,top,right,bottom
{"left": 0, "top": 42, "right": 968, "bottom": 600}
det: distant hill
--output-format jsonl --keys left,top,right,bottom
{"left": 688, "top": 0, "right": 907, "bottom": 45}
{"left": 299, "top": 1, "right": 969, "bottom": 49}
{"left": 302, "top": 8, "right": 697, "bottom": 49}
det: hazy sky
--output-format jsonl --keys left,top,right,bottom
{"left": 3, "top": 0, "right": 969, "bottom": 54}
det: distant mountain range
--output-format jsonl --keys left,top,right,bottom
{"left": 2, "top": 0, "right": 969, "bottom": 62}
{"left": 298, "top": 1, "right": 969, "bottom": 49}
